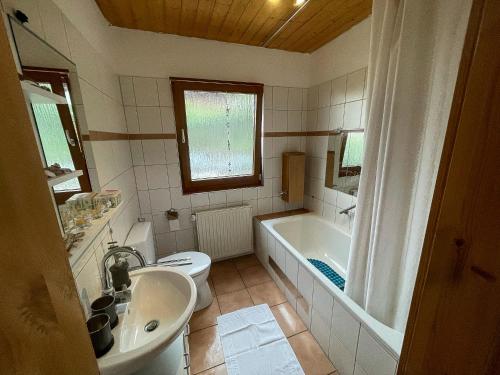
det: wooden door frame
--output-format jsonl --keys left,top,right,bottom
{"left": 0, "top": 15, "right": 99, "bottom": 375}
{"left": 398, "top": 0, "right": 500, "bottom": 373}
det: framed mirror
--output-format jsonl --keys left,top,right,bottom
{"left": 325, "top": 130, "right": 364, "bottom": 196}
{"left": 8, "top": 16, "right": 92, "bottom": 231}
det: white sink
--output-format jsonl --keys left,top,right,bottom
{"left": 97, "top": 267, "right": 197, "bottom": 375}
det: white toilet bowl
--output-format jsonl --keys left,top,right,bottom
{"left": 159, "top": 251, "right": 213, "bottom": 312}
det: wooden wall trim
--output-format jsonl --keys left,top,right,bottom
{"left": 0, "top": 20, "right": 99, "bottom": 375}
{"left": 81, "top": 130, "right": 337, "bottom": 142}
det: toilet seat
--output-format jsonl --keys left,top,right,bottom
{"left": 159, "top": 251, "right": 210, "bottom": 277}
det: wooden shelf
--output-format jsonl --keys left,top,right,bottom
{"left": 21, "top": 81, "right": 68, "bottom": 105}
{"left": 47, "top": 170, "right": 83, "bottom": 187}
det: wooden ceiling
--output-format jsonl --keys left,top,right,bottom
{"left": 95, "top": 0, "right": 372, "bottom": 53}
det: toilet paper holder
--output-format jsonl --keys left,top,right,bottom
{"left": 166, "top": 209, "right": 178, "bottom": 220}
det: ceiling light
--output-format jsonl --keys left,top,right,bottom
{"left": 295, "top": 0, "right": 305, "bottom": 5}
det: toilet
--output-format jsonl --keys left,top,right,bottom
{"left": 124, "top": 222, "right": 213, "bottom": 312}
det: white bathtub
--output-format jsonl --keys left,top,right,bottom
{"left": 271, "top": 214, "right": 350, "bottom": 279}
{"left": 256, "top": 213, "right": 403, "bottom": 373}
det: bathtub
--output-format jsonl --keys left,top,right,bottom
{"left": 256, "top": 213, "right": 403, "bottom": 374}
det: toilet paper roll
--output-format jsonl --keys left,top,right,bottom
{"left": 169, "top": 219, "right": 180, "bottom": 231}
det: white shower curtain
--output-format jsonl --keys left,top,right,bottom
{"left": 345, "top": 0, "right": 472, "bottom": 332}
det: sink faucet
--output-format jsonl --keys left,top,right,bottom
{"left": 339, "top": 204, "right": 356, "bottom": 215}
{"left": 101, "top": 246, "right": 147, "bottom": 294}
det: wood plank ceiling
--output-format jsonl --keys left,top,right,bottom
{"left": 95, "top": 0, "right": 372, "bottom": 53}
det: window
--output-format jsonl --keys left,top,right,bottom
{"left": 171, "top": 78, "right": 263, "bottom": 193}
{"left": 339, "top": 130, "right": 364, "bottom": 177}
{"left": 23, "top": 68, "right": 91, "bottom": 203}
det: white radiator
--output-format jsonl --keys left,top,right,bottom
{"left": 195, "top": 205, "right": 253, "bottom": 260}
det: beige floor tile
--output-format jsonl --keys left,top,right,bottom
{"left": 271, "top": 302, "right": 307, "bottom": 338}
{"left": 189, "top": 326, "right": 224, "bottom": 374}
{"left": 289, "top": 331, "right": 336, "bottom": 375}
{"left": 233, "top": 254, "right": 260, "bottom": 270}
{"left": 210, "top": 260, "right": 237, "bottom": 278}
{"left": 239, "top": 264, "right": 272, "bottom": 287}
{"left": 190, "top": 297, "right": 221, "bottom": 332}
{"left": 247, "top": 281, "right": 287, "bottom": 307}
{"left": 195, "top": 363, "right": 228, "bottom": 375}
{"left": 217, "top": 289, "right": 254, "bottom": 314}
{"left": 212, "top": 272, "right": 246, "bottom": 296}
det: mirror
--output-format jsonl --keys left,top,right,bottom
{"left": 324, "top": 130, "right": 364, "bottom": 196}
{"left": 8, "top": 16, "right": 91, "bottom": 233}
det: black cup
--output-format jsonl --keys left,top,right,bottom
{"left": 91, "top": 295, "right": 118, "bottom": 329}
{"left": 87, "top": 314, "right": 114, "bottom": 358}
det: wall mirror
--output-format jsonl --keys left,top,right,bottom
{"left": 324, "top": 130, "right": 364, "bottom": 196}
{"left": 8, "top": 16, "right": 91, "bottom": 233}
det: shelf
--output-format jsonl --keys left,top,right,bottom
{"left": 47, "top": 170, "right": 83, "bottom": 187}
{"left": 21, "top": 81, "right": 68, "bottom": 105}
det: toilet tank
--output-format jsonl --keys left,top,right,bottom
{"left": 124, "top": 222, "right": 156, "bottom": 265}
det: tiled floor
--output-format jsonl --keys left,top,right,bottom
{"left": 188, "top": 254, "right": 337, "bottom": 375}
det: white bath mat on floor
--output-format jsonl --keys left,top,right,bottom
{"left": 217, "top": 304, "right": 304, "bottom": 375}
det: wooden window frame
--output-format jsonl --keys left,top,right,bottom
{"left": 22, "top": 67, "right": 92, "bottom": 204}
{"left": 171, "top": 77, "right": 263, "bottom": 194}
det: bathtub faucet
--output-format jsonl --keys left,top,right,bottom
{"left": 339, "top": 205, "right": 356, "bottom": 215}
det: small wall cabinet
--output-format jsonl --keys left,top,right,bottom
{"left": 281, "top": 152, "right": 305, "bottom": 203}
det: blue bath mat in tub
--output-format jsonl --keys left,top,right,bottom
{"left": 308, "top": 259, "right": 345, "bottom": 291}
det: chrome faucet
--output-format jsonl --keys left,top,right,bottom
{"left": 339, "top": 204, "right": 356, "bottom": 215}
{"left": 101, "top": 246, "right": 147, "bottom": 294}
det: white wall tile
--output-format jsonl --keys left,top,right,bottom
{"left": 311, "top": 308, "right": 331, "bottom": 354}
{"left": 273, "top": 110, "right": 287, "bottom": 132}
{"left": 360, "top": 99, "right": 368, "bottom": 129}
{"left": 346, "top": 69, "right": 366, "bottom": 103}
{"left": 331, "top": 75, "right": 347, "bottom": 105}
{"left": 287, "top": 111, "right": 302, "bottom": 132}
{"left": 160, "top": 107, "right": 176, "bottom": 133}
{"left": 137, "top": 106, "right": 162, "bottom": 133}
{"left": 285, "top": 251, "right": 298, "bottom": 287}
{"left": 296, "top": 296, "right": 312, "bottom": 329}
{"left": 272, "top": 137, "right": 287, "bottom": 158}
{"left": 170, "top": 187, "right": 191, "bottom": 209}
{"left": 313, "top": 279, "right": 334, "bottom": 321}
{"left": 356, "top": 328, "right": 397, "bottom": 375}
{"left": 288, "top": 88, "right": 303, "bottom": 110}
{"left": 176, "top": 229, "right": 195, "bottom": 251}
{"left": 272, "top": 87, "right": 288, "bottom": 110}
{"left": 318, "top": 107, "right": 330, "bottom": 131}
{"left": 318, "top": 81, "right": 332, "bottom": 108}
{"left": 149, "top": 189, "right": 171, "bottom": 212}
{"left": 307, "top": 86, "right": 319, "bottom": 110}
{"left": 191, "top": 193, "right": 209, "bottom": 207}
{"left": 257, "top": 198, "right": 272, "bottom": 215}
{"left": 258, "top": 179, "right": 273, "bottom": 198}
{"left": 344, "top": 101, "right": 363, "bottom": 129}
{"left": 226, "top": 189, "right": 243, "bottom": 203}
{"left": 134, "top": 166, "right": 148, "bottom": 190}
{"left": 329, "top": 333, "right": 356, "bottom": 375}
{"left": 264, "top": 109, "right": 273, "bottom": 132}
{"left": 330, "top": 104, "right": 344, "bottom": 130}
{"left": 272, "top": 178, "right": 282, "bottom": 197}
{"left": 272, "top": 197, "right": 285, "bottom": 212}
{"left": 271, "top": 158, "right": 282, "bottom": 178}
{"left": 264, "top": 86, "right": 273, "bottom": 110}
{"left": 242, "top": 187, "right": 258, "bottom": 200}
{"left": 164, "top": 139, "right": 178, "bottom": 164}
{"left": 133, "top": 77, "right": 159, "bottom": 106}
{"left": 146, "top": 165, "right": 169, "bottom": 189}
{"left": 156, "top": 232, "right": 177, "bottom": 256}
{"left": 354, "top": 364, "right": 369, "bottom": 375}
{"left": 124, "top": 106, "right": 139, "bottom": 133}
{"left": 209, "top": 191, "right": 227, "bottom": 205}
{"left": 275, "top": 241, "right": 286, "bottom": 271}
{"left": 331, "top": 302, "right": 361, "bottom": 355}
{"left": 263, "top": 138, "right": 273, "bottom": 158}
{"left": 306, "top": 110, "right": 318, "bottom": 131}
{"left": 142, "top": 140, "right": 166, "bottom": 165}
{"left": 138, "top": 190, "right": 151, "bottom": 214}
{"left": 157, "top": 78, "right": 173, "bottom": 107}
{"left": 130, "top": 140, "right": 144, "bottom": 165}
{"left": 153, "top": 213, "right": 170, "bottom": 234}
{"left": 166, "top": 163, "right": 181, "bottom": 187}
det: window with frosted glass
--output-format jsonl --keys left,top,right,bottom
{"left": 342, "top": 132, "right": 364, "bottom": 168}
{"left": 171, "top": 78, "right": 263, "bottom": 193}
{"left": 184, "top": 90, "right": 256, "bottom": 180}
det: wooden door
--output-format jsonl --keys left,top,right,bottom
{"left": 0, "top": 18, "right": 99, "bottom": 375}
{"left": 399, "top": 0, "right": 500, "bottom": 373}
